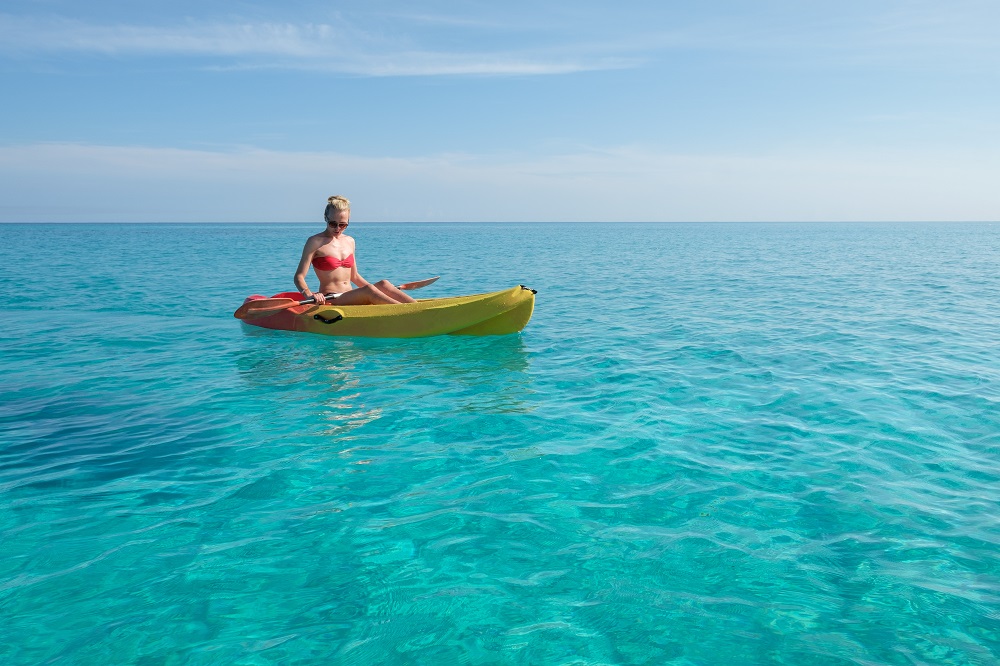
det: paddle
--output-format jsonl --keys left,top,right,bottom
{"left": 398, "top": 276, "right": 439, "bottom": 290}
{"left": 233, "top": 276, "right": 441, "bottom": 320}
{"left": 234, "top": 296, "right": 315, "bottom": 319}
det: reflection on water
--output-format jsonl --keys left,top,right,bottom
{"left": 237, "top": 326, "right": 533, "bottom": 415}
{"left": 238, "top": 323, "right": 530, "bottom": 370}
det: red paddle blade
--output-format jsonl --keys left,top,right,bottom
{"left": 398, "top": 276, "right": 440, "bottom": 290}
{"left": 233, "top": 298, "right": 298, "bottom": 320}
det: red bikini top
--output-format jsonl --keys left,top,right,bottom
{"left": 311, "top": 253, "right": 355, "bottom": 271}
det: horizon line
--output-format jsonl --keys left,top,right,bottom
{"left": 2, "top": 220, "right": 997, "bottom": 225}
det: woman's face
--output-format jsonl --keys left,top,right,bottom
{"left": 327, "top": 210, "right": 350, "bottom": 236}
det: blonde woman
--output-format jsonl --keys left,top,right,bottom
{"left": 293, "top": 196, "right": 417, "bottom": 306}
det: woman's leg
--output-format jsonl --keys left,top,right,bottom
{"left": 328, "top": 284, "right": 398, "bottom": 305}
{"left": 373, "top": 279, "right": 417, "bottom": 303}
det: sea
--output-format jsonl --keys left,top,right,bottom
{"left": 1, "top": 222, "right": 999, "bottom": 665}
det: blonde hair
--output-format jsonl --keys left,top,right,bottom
{"left": 325, "top": 195, "right": 351, "bottom": 222}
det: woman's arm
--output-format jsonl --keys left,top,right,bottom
{"left": 293, "top": 238, "right": 318, "bottom": 296}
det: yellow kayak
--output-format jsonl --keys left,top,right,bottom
{"left": 235, "top": 285, "right": 535, "bottom": 338}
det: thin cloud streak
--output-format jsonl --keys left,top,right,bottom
{"left": 1, "top": 142, "right": 996, "bottom": 222}
{"left": 0, "top": 14, "right": 637, "bottom": 76}
{"left": 207, "top": 57, "right": 636, "bottom": 76}
{"left": 3, "top": 6, "right": 995, "bottom": 76}
{"left": 0, "top": 16, "right": 327, "bottom": 56}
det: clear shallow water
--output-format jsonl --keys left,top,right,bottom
{"left": 1, "top": 222, "right": 999, "bottom": 665}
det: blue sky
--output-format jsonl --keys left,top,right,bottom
{"left": 1, "top": 1, "right": 998, "bottom": 222}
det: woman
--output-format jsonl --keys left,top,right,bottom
{"left": 294, "top": 196, "right": 417, "bottom": 306}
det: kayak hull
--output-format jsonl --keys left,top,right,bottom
{"left": 237, "top": 285, "right": 535, "bottom": 338}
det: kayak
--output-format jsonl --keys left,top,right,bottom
{"left": 236, "top": 285, "right": 535, "bottom": 338}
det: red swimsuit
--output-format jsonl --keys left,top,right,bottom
{"left": 311, "top": 254, "right": 355, "bottom": 271}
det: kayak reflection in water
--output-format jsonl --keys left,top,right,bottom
{"left": 293, "top": 195, "right": 417, "bottom": 306}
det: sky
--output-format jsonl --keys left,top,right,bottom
{"left": 1, "top": 0, "right": 999, "bottom": 222}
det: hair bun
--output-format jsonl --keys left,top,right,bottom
{"left": 324, "top": 195, "right": 351, "bottom": 222}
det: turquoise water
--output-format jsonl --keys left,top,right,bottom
{"left": 2, "top": 222, "right": 999, "bottom": 665}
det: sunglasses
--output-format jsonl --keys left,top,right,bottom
{"left": 328, "top": 221, "right": 349, "bottom": 229}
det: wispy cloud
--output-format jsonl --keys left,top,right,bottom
{"left": 4, "top": 4, "right": 995, "bottom": 77}
{"left": 208, "top": 54, "right": 635, "bottom": 77}
{"left": 1, "top": 142, "right": 997, "bottom": 222}
{"left": 0, "top": 16, "right": 324, "bottom": 57}
{"left": 0, "top": 13, "right": 636, "bottom": 76}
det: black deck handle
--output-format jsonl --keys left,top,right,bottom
{"left": 313, "top": 313, "right": 344, "bottom": 325}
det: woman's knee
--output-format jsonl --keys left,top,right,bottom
{"left": 360, "top": 283, "right": 393, "bottom": 304}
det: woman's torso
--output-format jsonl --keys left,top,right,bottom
{"left": 311, "top": 235, "right": 355, "bottom": 293}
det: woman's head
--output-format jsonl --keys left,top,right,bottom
{"left": 324, "top": 195, "right": 351, "bottom": 223}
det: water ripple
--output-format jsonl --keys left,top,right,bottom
{"left": 2, "top": 223, "right": 1000, "bottom": 664}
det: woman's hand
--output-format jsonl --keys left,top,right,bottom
{"left": 311, "top": 292, "right": 327, "bottom": 305}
